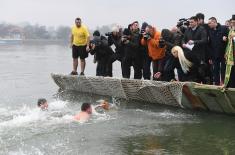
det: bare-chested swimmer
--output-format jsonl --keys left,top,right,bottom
{"left": 74, "top": 100, "right": 110, "bottom": 122}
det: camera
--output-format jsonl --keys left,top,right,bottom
{"left": 176, "top": 18, "right": 189, "bottom": 34}
{"left": 89, "top": 37, "right": 102, "bottom": 49}
{"left": 105, "top": 32, "right": 112, "bottom": 37}
{"left": 177, "top": 18, "right": 189, "bottom": 28}
{"left": 158, "top": 38, "right": 165, "bottom": 48}
{"left": 121, "top": 35, "right": 129, "bottom": 43}
{"left": 143, "top": 33, "right": 151, "bottom": 40}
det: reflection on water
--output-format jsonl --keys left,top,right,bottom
{"left": 0, "top": 44, "right": 235, "bottom": 155}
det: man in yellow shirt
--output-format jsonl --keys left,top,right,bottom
{"left": 70, "top": 18, "right": 90, "bottom": 75}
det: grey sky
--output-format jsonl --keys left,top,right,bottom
{"left": 0, "top": 0, "right": 234, "bottom": 29}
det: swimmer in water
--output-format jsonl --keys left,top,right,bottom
{"left": 74, "top": 100, "right": 110, "bottom": 122}
{"left": 37, "top": 98, "right": 48, "bottom": 110}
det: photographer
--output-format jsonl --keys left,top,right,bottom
{"left": 121, "top": 21, "right": 142, "bottom": 79}
{"left": 160, "top": 29, "right": 183, "bottom": 81}
{"left": 106, "top": 26, "right": 124, "bottom": 77}
{"left": 140, "top": 22, "right": 152, "bottom": 80}
{"left": 141, "top": 25, "right": 165, "bottom": 80}
{"left": 89, "top": 30, "right": 113, "bottom": 76}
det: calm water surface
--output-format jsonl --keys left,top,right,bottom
{"left": 0, "top": 44, "right": 235, "bottom": 155}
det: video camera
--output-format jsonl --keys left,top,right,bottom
{"left": 105, "top": 32, "right": 113, "bottom": 37}
{"left": 177, "top": 18, "right": 189, "bottom": 27}
{"left": 176, "top": 18, "right": 189, "bottom": 34}
{"left": 90, "top": 37, "right": 102, "bottom": 49}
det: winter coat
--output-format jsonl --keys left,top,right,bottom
{"left": 183, "top": 26, "right": 207, "bottom": 62}
{"left": 208, "top": 24, "right": 229, "bottom": 59}
{"left": 141, "top": 28, "right": 165, "bottom": 60}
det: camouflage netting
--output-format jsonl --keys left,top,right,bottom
{"left": 52, "top": 74, "right": 186, "bottom": 107}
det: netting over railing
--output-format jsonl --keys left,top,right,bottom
{"left": 52, "top": 74, "right": 186, "bottom": 107}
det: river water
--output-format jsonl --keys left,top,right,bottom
{"left": 0, "top": 44, "right": 235, "bottom": 155}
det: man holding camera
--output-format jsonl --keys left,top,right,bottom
{"left": 121, "top": 21, "right": 142, "bottom": 79}
{"left": 106, "top": 26, "right": 124, "bottom": 77}
{"left": 89, "top": 30, "right": 114, "bottom": 76}
{"left": 141, "top": 25, "right": 165, "bottom": 80}
{"left": 70, "top": 18, "right": 90, "bottom": 75}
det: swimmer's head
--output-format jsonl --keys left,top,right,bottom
{"left": 81, "top": 103, "right": 92, "bottom": 114}
{"left": 37, "top": 98, "right": 48, "bottom": 110}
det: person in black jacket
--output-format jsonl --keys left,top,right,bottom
{"left": 182, "top": 16, "right": 207, "bottom": 82}
{"left": 182, "top": 16, "right": 207, "bottom": 62}
{"left": 90, "top": 30, "right": 114, "bottom": 76}
{"left": 106, "top": 26, "right": 124, "bottom": 77}
{"left": 140, "top": 22, "right": 151, "bottom": 80}
{"left": 207, "top": 17, "right": 229, "bottom": 85}
{"left": 121, "top": 22, "right": 142, "bottom": 79}
{"left": 160, "top": 29, "right": 183, "bottom": 81}
{"left": 196, "top": 13, "right": 213, "bottom": 84}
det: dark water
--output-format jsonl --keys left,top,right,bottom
{"left": 0, "top": 44, "right": 235, "bottom": 155}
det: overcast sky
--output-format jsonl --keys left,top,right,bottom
{"left": 0, "top": 0, "right": 234, "bottom": 29}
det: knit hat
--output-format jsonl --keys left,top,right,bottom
{"left": 93, "top": 30, "right": 100, "bottom": 37}
{"left": 112, "top": 26, "right": 119, "bottom": 32}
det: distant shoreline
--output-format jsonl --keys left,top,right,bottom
{"left": 23, "top": 39, "right": 68, "bottom": 44}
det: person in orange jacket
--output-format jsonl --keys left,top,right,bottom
{"left": 141, "top": 25, "right": 166, "bottom": 80}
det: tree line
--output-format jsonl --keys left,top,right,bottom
{"left": 0, "top": 22, "right": 118, "bottom": 40}
{"left": 0, "top": 23, "right": 71, "bottom": 40}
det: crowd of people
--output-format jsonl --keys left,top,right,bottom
{"left": 69, "top": 14, "right": 235, "bottom": 88}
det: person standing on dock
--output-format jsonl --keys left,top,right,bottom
{"left": 182, "top": 16, "right": 207, "bottom": 83}
{"left": 207, "top": 17, "right": 229, "bottom": 86}
{"left": 224, "top": 15, "right": 235, "bottom": 88}
{"left": 70, "top": 17, "right": 90, "bottom": 75}
{"left": 141, "top": 25, "right": 166, "bottom": 80}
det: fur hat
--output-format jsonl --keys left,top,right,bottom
{"left": 232, "top": 15, "right": 235, "bottom": 20}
